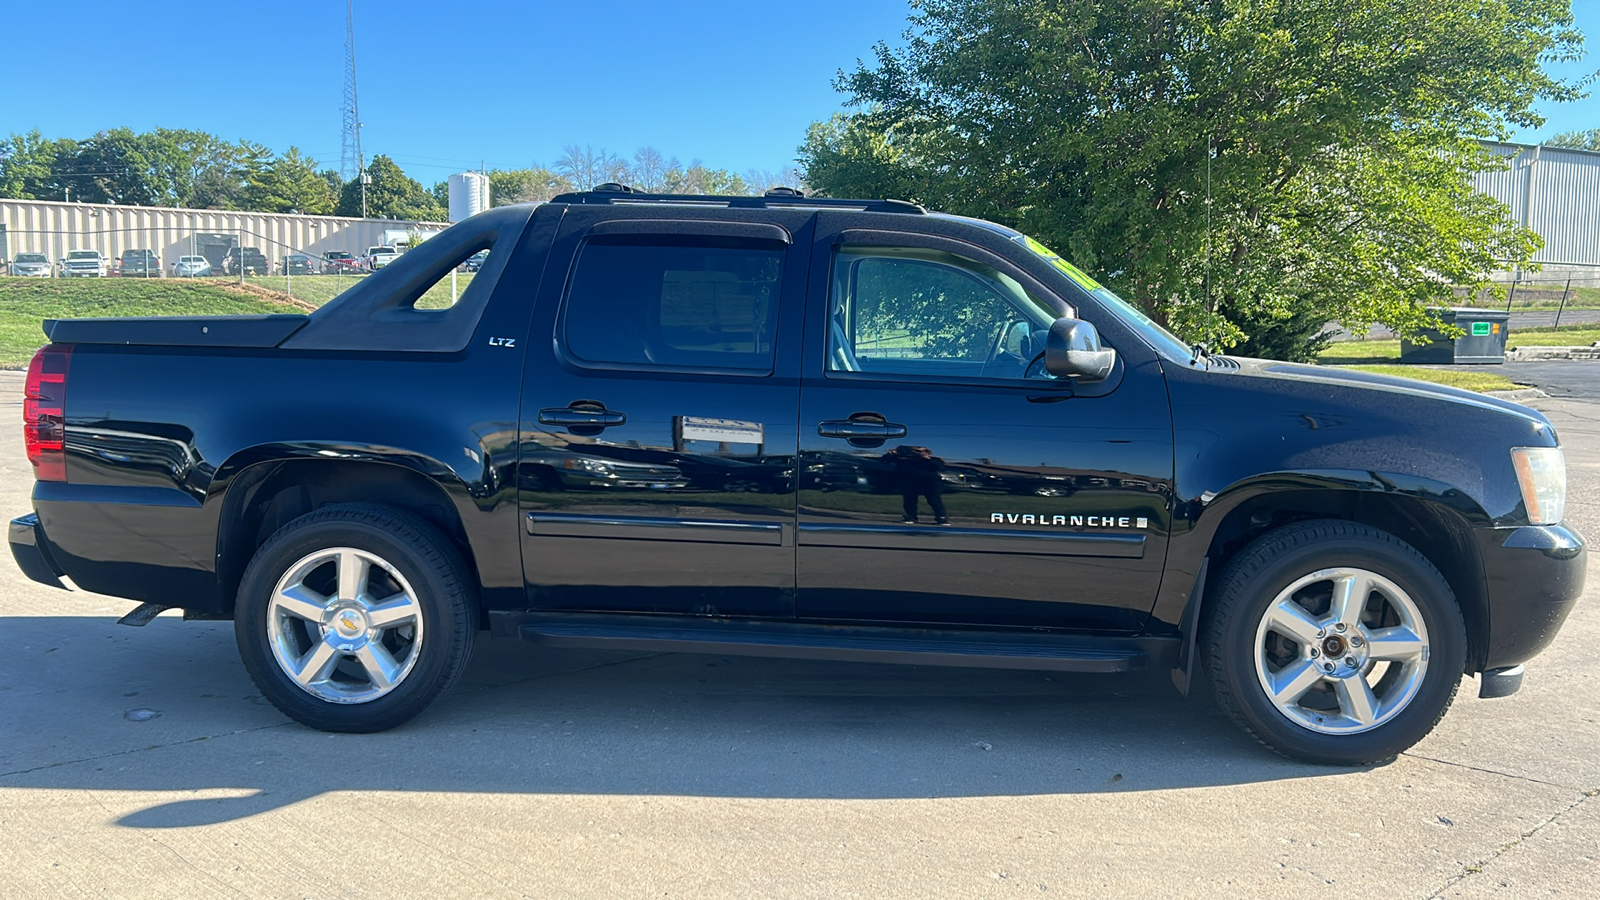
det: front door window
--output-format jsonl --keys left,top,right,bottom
{"left": 827, "top": 249, "right": 1060, "bottom": 382}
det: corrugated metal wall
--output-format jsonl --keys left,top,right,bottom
{"left": 0, "top": 198, "right": 448, "bottom": 268}
{"left": 1472, "top": 142, "right": 1600, "bottom": 269}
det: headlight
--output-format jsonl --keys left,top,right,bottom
{"left": 1511, "top": 447, "right": 1566, "bottom": 525}
{"left": 562, "top": 458, "right": 614, "bottom": 475}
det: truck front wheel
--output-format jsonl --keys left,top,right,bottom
{"left": 1201, "top": 519, "right": 1468, "bottom": 765}
{"left": 234, "top": 504, "right": 476, "bottom": 732}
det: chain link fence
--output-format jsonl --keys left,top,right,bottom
{"left": 1, "top": 223, "right": 474, "bottom": 309}
{"left": 1455, "top": 273, "right": 1600, "bottom": 326}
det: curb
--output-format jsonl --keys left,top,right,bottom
{"left": 1504, "top": 345, "right": 1600, "bottom": 361}
{"left": 1483, "top": 388, "right": 1549, "bottom": 401}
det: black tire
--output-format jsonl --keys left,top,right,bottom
{"left": 234, "top": 504, "right": 476, "bottom": 733}
{"left": 1201, "top": 519, "right": 1467, "bottom": 765}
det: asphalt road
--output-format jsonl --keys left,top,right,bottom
{"left": 1, "top": 370, "right": 1596, "bottom": 898}
{"left": 1501, "top": 360, "right": 1600, "bottom": 399}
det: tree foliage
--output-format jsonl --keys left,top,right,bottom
{"left": 801, "top": 0, "right": 1584, "bottom": 359}
{"left": 1548, "top": 128, "right": 1600, "bottom": 150}
{"left": 489, "top": 167, "right": 574, "bottom": 205}
{"left": 2, "top": 127, "right": 796, "bottom": 222}
{"left": 336, "top": 155, "right": 446, "bottom": 220}
{"left": 244, "top": 147, "right": 337, "bottom": 214}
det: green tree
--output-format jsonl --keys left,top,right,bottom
{"left": 663, "top": 161, "right": 749, "bottom": 195}
{"left": 0, "top": 130, "right": 77, "bottom": 200}
{"left": 801, "top": 0, "right": 1582, "bottom": 359}
{"left": 488, "top": 167, "right": 573, "bottom": 204}
{"left": 244, "top": 147, "right": 336, "bottom": 214}
{"left": 336, "top": 155, "right": 446, "bottom": 220}
{"left": 1548, "top": 128, "right": 1600, "bottom": 150}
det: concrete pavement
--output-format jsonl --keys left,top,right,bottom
{"left": 0, "top": 371, "right": 1596, "bottom": 898}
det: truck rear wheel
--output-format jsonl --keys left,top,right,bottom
{"left": 1201, "top": 519, "right": 1467, "bottom": 765}
{"left": 234, "top": 504, "right": 476, "bottom": 732}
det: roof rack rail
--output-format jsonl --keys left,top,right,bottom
{"left": 549, "top": 184, "right": 926, "bottom": 215}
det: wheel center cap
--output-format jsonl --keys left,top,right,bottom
{"left": 1322, "top": 635, "right": 1347, "bottom": 657}
{"left": 332, "top": 608, "right": 368, "bottom": 638}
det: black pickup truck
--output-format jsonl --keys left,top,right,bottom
{"left": 11, "top": 188, "right": 1585, "bottom": 764}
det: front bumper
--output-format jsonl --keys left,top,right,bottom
{"left": 9, "top": 514, "right": 67, "bottom": 589}
{"left": 1477, "top": 523, "right": 1586, "bottom": 671}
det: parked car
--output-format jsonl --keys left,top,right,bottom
{"left": 321, "top": 250, "right": 359, "bottom": 274}
{"left": 460, "top": 249, "right": 489, "bottom": 272}
{"left": 172, "top": 256, "right": 213, "bottom": 278}
{"left": 118, "top": 249, "right": 162, "bottom": 278}
{"left": 363, "top": 245, "right": 399, "bottom": 270}
{"left": 279, "top": 255, "right": 317, "bottom": 276}
{"left": 9, "top": 252, "right": 53, "bottom": 277}
{"left": 59, "top": 249, "right": 105, "bottom": 277}
{"left": 9, "top": 189, "right": 1585, "bottom": 766}
{"left": 222, "top": 247, "right": 269, "bottom": 276}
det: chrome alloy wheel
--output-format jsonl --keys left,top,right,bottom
{"left": 266, "top": 547, "right": 425, "bottom": 704}
{"left": 1253, "top": 567, "right": 1430, "bottom": 735}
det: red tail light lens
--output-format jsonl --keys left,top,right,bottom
{"left": 24, "top": 345, "right": 71, "bottom": 482}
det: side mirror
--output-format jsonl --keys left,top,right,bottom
{"left": 1045, "top": 317, "right": 1116, "bottom": 382}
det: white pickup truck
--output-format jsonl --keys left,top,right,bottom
{"left": 363, "top": 246, "right": 399, "bottom": 270}
{"left": 60, "top": 249, "right": 105, "bottom": 277}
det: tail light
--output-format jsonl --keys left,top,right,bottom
{"left": 24, "top": 345, "right": 72, "bottom": 482}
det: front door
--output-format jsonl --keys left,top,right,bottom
{"left": 797, "top": 220, "right": 1174, "bottom": 633}
{"left": 518, "top": 211, "right": 812, "bottom": 618}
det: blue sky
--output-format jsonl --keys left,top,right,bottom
{"left": 1, "top": 0, "right": 1595, "bottom": 183}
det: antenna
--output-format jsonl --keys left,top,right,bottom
{"left": 1205, "top": 136, "right": 1214, "bottom": 343}
{"left": 340, "top": 0, "right": 364, "bottom": 211}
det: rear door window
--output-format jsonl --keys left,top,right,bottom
{"left": 561, "top": 237, "right": 783, "bottom": 374}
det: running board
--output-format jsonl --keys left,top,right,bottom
{"left": 513, "top": 614, "right": 1169, "bottom": 674}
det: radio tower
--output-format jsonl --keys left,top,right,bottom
{"left": 339, "top": 0, "right": 366, "bottom": 216}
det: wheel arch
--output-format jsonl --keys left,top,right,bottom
{"left": 212, "top": 451, "right": 482, "bottom": 623}
{"left": 1168, "top": 471, "right": 1493, "bottom": 685}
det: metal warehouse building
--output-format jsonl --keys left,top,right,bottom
{"left": 1474, "top": 141, "right": 1600, "bottom": 281}
{"left": 0, "top": 198, "right": 447, "bottom": 273}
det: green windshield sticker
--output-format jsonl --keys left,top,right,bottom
{"left": 1020, "top": 236, "right": 1102, "bottom": 291}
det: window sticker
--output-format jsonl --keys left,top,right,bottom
{"left": 1019, "top": 236, "right": 1102, "bottom": 292}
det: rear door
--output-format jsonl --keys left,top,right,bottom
{"left": 518, "top": 210, "right": 814, "bottom": 618}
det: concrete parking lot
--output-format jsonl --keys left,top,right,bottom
{"left": 1, "top": 368, "right": 1596, "bottom": 898}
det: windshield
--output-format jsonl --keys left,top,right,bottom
{"left": 67, "top": 251, "right": 98, "bottom": 260}
{"left": 181, "top": 256, "right": 205, "bottom": 263}
{"left": 17, "top": 253, "right": 46, "bottom": 263}
{"left": 1011, "top": 235, "right": 1194, "bottom": 361}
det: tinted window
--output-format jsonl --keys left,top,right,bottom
{"left": 563, "top": 238, "right": 783, "bottom": 372}
{"left": 828, "top": 249, "right": 1057, "bottom": 381}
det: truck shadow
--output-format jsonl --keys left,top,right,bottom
{"left": 0, "top": 616, "right": 1348, "bottom": 828}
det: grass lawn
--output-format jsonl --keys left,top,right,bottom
{"left": 241, "top": 271, "right": 473, "bottom": 309}
{"left": 1508, "top": 325, "right": 1600, "bottom": 347}
{"left": 1339, "top": 365, "right": 1522, "bottom": 393}
{"left": 0, "top": 277, "right": 303, "bottom": 368}
{"left": 1319, "top": 323, "right": 1600, "bottom": 366}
